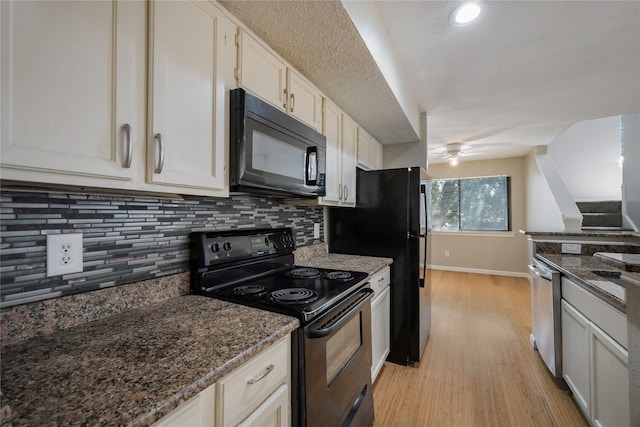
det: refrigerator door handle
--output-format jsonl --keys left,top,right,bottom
{"left": 419, "top": 183, "right": 429, "bottom": 287}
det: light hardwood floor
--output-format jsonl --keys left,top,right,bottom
{"left": 372, "top": 270, "right": 588, "bottom": 427}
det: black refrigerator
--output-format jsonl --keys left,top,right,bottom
{"left": 328, "top": 167, "right": 431, "bottom": 365}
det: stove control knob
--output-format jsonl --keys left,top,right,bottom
{"left": 210, "top": 243, "right": 220, "bottom": 253}
{"left": 223, "top": 241, "right": 232, "bottom": 252}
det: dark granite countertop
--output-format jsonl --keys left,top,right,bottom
{"left": 594, "top": 252, "right": 640, "bottom": 273}
{"left": 521, "top": 229, "right": 640, "bottom": 239}
{"left": 535, "top": 253, "right": 639, "bottom": 312}
{"left": 0, "top": 295, "right": 299, "bottom": 427}
{"left": 294, "top": 244, "right": 393, "bottom": 275}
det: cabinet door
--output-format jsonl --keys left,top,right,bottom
{"left": 237, "top": 384, "right": 289, "bottom": 427}
{"left": 237, "top": 29, "right": 287, "bottom": 111}
{"left": 561, "top": 300, "right": 590, "bottom": 417}
{"left": 287, "top": 69, "right": 322, "bottom": 131}
{"left": 1, "top": 0, "right": 145, "bottom": 184}
{"left": 148, "top": 0, "right": 228, "bottom": 194}
{"left": 217, "top": 337, "right": 290, "bottom": 427}
{"left": 152, "top": 383, "right": 216, "bottom": 427}
{"left": 370, "top": 138, "right": 383, "bottom": 170}
{"left": 371, "top": 286, "right": 390, "bottom": 382}
{"left": 320, "top": 99, "right": 342, "bottom": 205}
{"left": 341, "top": 115, "right": 358, "bottom": 207}
{"left": 357, "top": 128, "right": 372, "bottom": 170}
{"left": 590, "top": 323, "right": 629, "bottom": 427}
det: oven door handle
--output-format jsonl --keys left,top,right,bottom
{"left": 306, "top": 288, "right": 374, "bottom": 339}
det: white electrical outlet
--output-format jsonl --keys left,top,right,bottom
{"left": 561, "top": 243, "right": 582, "bottom": 254}
{"left": 444, "top": 250, "right": 450, "bottom": 257}
{"left": 47, "top": 233, "right": 83, "bottom": 276}
{"left": 313, "top": 223, "right": 321, "bottom": 239}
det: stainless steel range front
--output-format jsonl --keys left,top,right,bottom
{"left": 190, "top": 228, "right": 374, "bottom": 427}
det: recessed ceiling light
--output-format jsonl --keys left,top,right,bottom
{"left": 450, "top": 2, "right": 483, "bottom": 26}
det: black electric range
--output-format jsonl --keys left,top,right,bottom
{"left": 190, "top": 228, "right": 375, "bottom": 427}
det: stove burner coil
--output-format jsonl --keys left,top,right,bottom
{"left": 288, "top": 268, "right": 320, "bottom": 279}
{"left": 233, "top": 284, "right": 267, "bottom": 297}
{"left": 270, "top": 288, "right": 318, "bottom": 304}
{"left": 325, "top": 271, "right": 353, "bottom": 281}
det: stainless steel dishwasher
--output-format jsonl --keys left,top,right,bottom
{"left": 528, "top": 257, "right": 562, "bottom": 378}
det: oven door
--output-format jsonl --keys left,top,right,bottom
{"left": 303, "top": 288, "right": 375, "bottom": 427}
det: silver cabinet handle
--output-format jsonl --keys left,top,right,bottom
{"left": 122, "top": 124, "right": 133, "bottom": 169}
{"left": 283, "top": 89, "right": 287, "bottom": 109}
{"left": 377, "top": 276, "right": 384, "bottom": 283}
{"left": 247, "top": 364, "right": 274, "bottom": 385}
{"left": 154, "top": 133, "right": 165, "bottom": 174}
{"left": 338, "top": 184, "right": 343, "bottom": 200}
{"left": 344, "top": 185, "right": 349, "bottom": 201}
{"left": 290, "top": 93, "right": 295, "bottom": 113}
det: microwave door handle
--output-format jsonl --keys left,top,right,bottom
{"left": 306, "top": 146, "right": 318, "bottom": 185}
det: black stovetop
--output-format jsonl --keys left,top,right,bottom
{"left": 190, "top": 228, "right": 369, "bottom": 323}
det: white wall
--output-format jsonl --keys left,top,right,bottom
{"left": 622, "top": 113, "right": 640, "bottom": 231}
{"left": 548, "top": 115, "right": 622, "bottom": 201}
{"left": 428, "top": 157, "right": 529, "bottom": 276}
{"left": 524, "top": 148, "right": 566, "bottom": 232}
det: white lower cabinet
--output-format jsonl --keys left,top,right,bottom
{"left": 370, "top": 267, "right": 391, "bottom": 382}
{"left": 217, "top": 335, "right": 290, "bottom": 427}
{"left": 153, "top": 335, "right": 290, "bottom": 427}
{"left": 153, "top": 383, "right": 216, "bottom": 427}
{"left": 561, "top": 278, "right": 629, "bottom": 427}
{"left": 590, "top": 323, "right": 629, "bottom": 427}
{"left": 561, "top": 299, "right": 591, "bottom": 416}
{"left": 237, "top": 384, "right": 289, "bottom": 427}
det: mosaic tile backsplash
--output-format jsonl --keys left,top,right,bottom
{"left": 0, "top": 189, "right": 324, "bottom": 308}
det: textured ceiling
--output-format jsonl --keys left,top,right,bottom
{"left": 218, "top": 0, "right": 418, "bottom": 144}
{"left": 219, "top": 1, "right": 640, "bottom": 164}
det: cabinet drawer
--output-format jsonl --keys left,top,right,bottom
{"left": 370, "top": 267, "right": 390, "bottom": 296}
{"left": 561, "top": 277, "right": 627, "bottom": 349}
{"left": 217, "top": 337, "right": 289, "bottom": 427}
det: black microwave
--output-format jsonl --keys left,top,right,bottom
{"left": 230, "top": 88, "right": 326, "bottom": 198}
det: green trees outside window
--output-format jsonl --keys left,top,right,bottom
{"left": 430, "top": 176, "right": 511, "bottom": 231}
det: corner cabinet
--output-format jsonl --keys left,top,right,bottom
{"left": 153, "top": 335, "right": 291, "bottom": 427}
{"left": 147, "top": 0, "right": 231, "bottom": 195}
{"left": 370, "top": 267, "right": 391, "bottom": 382}
{"left": 236, "top": 29, "right": 322, "bottom": 131}
{"left": 561, "top": 277, "right": 629, "bottom": 427}
{"left": 1, "top": 0, "right": 232, "bottom": 198}
{"left": 319, "top": 99, "right": 357, "bottom": 207}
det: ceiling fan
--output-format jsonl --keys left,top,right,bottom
{"left": 431, "top": 142, "right": 483, "bottom": 166}
{"left": 428, "top": 141, "right": 516, "bottom": 165}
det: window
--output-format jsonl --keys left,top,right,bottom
{"left": 430, "top": 176, "right": 511, "bottom": 232}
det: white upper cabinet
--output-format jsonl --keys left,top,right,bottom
{"left": 340, "top": 114, "right": 358, "bottom": 206}
{"left": 1, "top": 0, "right": 233, "bottom": 197}
{"left": 1, "top": 0, "right": 146, "bottom": 184}
{"left": 319, "top": 100, "right": 356, "bottom": 207}
{"left": 287, "top": 69, "right": 323, "bottom": 131}
{"left": 236, "top": 29, "right": 287, "bottom": 111}
{"left": 236, "top": 29, "right": 323, "bottom": 131}
{"left": 357, "top": 127, "right": 383, "bottom": 170}
{"left": 147, "top": 0, "right": 231, "bottom": 195}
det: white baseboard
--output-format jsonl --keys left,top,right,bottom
{"left": 426, "top": 264, "right": 530, "bottom": 279}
